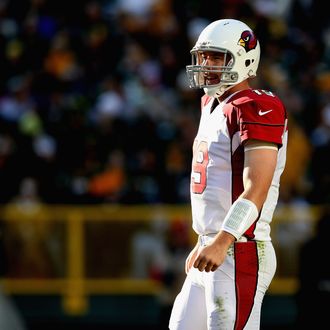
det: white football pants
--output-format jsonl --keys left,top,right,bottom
{"left": 169, "top": 239, "right": 276, "bottom": 330}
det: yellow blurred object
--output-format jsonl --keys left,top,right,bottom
{"left": 316, "top": 71, "right": 330, "bottom": 92}
{"left": 280, "top": 114, "right": 312, "bottom": 199}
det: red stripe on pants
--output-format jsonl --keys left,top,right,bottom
{"left": 234, "top": 241, "right": 258, "bottom": 330}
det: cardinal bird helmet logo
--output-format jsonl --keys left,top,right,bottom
{"left": 238, "top": 30, "right": 257, "bottom": 52}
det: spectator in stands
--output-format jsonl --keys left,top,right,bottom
{"left": 3, "top": 177, "right": 64, "bottom": 278}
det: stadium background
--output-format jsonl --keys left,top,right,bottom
{"left": 0, "top": 0, "right": 329, "bottom": 329}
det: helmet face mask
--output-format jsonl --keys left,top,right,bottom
{"left": 187, "top": 48, "right": 238, "bottom": 89}
{"left": 186, "top": 19, "right": 260, "bottom": 97}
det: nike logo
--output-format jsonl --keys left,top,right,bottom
{"left": 258, "top": 109, "right": 273, "bottom": 116}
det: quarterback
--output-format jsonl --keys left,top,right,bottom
{"left": 169, "top": 19, "right": 288, "bottom": 330}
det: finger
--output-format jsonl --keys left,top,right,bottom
{"left": 195, "top": 259, "right": 208, "bottom": 272}
{"left": 211, "top": 264, "right": 219, "bottom": 272}
{"left": 204, "top": 263, "right": 213, "bottom": 272}
{"left": 193, "top": 257, "right": 201, "bottom": 269}
{"left": 198, "top": 263, "right": 207, "bottom": 272}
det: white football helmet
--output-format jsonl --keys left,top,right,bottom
{"left": 186, "top": 19, "right": 260, "bottom": 97}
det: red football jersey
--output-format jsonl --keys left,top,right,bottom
{"left": 191, "top": 89, "right": 288, "bottom": 241}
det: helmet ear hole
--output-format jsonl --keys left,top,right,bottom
{"left": 245, "top": 59, "right": 251, "bottom": 67}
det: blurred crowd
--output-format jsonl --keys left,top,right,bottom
{"left": 0, "top": 0, "right": 330, "bottom": 206}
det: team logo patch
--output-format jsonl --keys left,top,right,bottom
{"left": 238, "top": 30, "right": 257, "bottom": 52}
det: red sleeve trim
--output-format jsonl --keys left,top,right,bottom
{"left": 240, "top": 121, "right": 285, "bottom": 146}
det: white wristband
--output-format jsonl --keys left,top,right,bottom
{"left": 221, "top": 198, "right": 259, "bottom": 240}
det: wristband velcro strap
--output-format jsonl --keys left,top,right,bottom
{"left": 221, "top": 198, "right": 259, "bottom": 240}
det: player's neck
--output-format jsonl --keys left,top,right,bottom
{"left": 219, "top": 80, "right": 251, "bottom": 102}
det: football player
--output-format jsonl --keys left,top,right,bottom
{"left": 169, "top": 19, "right": 288, "bottom": 330}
